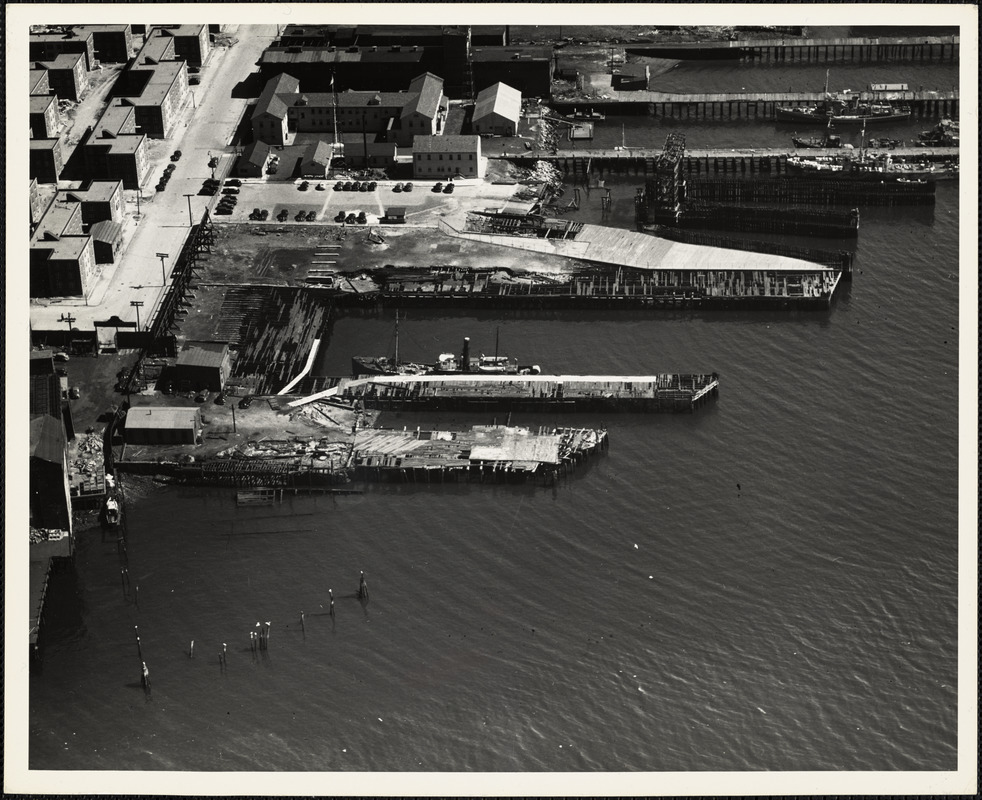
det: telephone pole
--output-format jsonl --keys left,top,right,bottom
{"left": 129, "top": 301, "right": 144, "bottom": 331}
{"left": 156, "top": 252, "right": 169, "bottom": 285}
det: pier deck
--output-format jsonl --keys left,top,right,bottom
{"left": 289, "top": 372, "right": 721, "bottom": 413}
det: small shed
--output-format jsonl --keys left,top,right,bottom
{"left": 172, "top": 340, "right": 232, "bottom": 392}
{"left": 300, "top": 140, "right": 333, "bottom": 178}
{"left": 236, "top": 141, "right": 270, "bottom": 178}
{"left": 124, "top": 406, "right": 202, "bottom": 446}
{"left": 612, "top": 64, "right": 649, "bottom": 91}
{"left": 90, "top": 219, "right": 123, "bottom": 264}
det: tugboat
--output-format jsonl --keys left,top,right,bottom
{"left": 352, "top": 323, "right": 540, "bottom": 377}
{"left": 777, "top": 71, "right": 910, "bottom": 125}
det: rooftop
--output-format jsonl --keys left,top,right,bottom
{"left": 302, "top": 140, "right": 333, "bottom": 166}
{"left": 30, "top": 414, "right": 67, "bottom": 465}
{"left": 30, "top": 138, "right": 62, "bottom": 152}
{"left": 125, "top": 60, "right": 185, "bottom": 105}
{"left": 401, "top": 73, "right": 444, "bottom": 120}
{"left": 91, "top": 104, "right": 135, "bottom": 137}
{"left": 124, "top": 405, "right": 201, "bottom": 431}
{"left": 30, "top": 234, "right": 92, "bottom": 262}
{"left": 31, "top": 29, "right": 93, "bottom": 44}
{"left": 85, "top": 133, "right": 146, "bottom": 154}
{"left": 473, "top": 81, "right": 522, "bottom": 123}
{"left": 253, "top": 73, "right": 300, "bottom": 121}
{"left": 90, "top": 219, "right": 123, "bottom": 242}
{"left": 412, "top": 134, "right": 480, "bottom": 153}
{"left": 31, "top": 94, "right": 57, "bottom": 113}
{"left": 177, "top": 340, "right": 229, "bottom": 368}
{"left": 30, "top": 69, "right": 48, "bottom": 93}
{"left": 30, "top": 373, "right": 63, "bottom": 417}
{"left": 240, "top": 140, "right": 270, "bottom": 166}
{"left": 136, "top": 35, "right": 175, "bottom": 64}
{"left": 32, "top": 200, "right": 82, "bottom": 241}
{"left": 470, "top": 46, "right": 552, "bottom": 62}
{"left": 34, "top": 52, "right": 86, "bottom": 71}
{"left": 64, "top": 180, "right": 122, "bottom": 203}
{"left": 158, "top": 24, "right": 207, "bottom": 38}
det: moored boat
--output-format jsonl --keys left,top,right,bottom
{"left": 917, "top": 118, "right": 959, "bottom": 147}
{"left": 777, "top": 71, "right": 910, "bottom": 125}
{"left": 104, "top": 496, "right": 120, "bottom": 526}
{"left": 792, "top": 118, "right": 842, "bottom": 149}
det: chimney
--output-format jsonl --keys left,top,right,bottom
{"left": 461, "top": 337, "right": 470, "bottom": 372}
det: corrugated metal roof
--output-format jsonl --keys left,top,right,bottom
{"left": 412, "top": 134, "right": 479, "bottom": 154}
{"left": 473, "top": 81, "right": 521, "bottom": 125}
{"left": 90, "top": 219, "right": 122, "bottom": 242}
{"left": 125, "top": 406, "right": 200, "bottom": 431}
{"left": 177, "top": 341, "right": 229, "bottom": 368}
{"left": 30, "top": 414, "right": 66, "bottom": 464}
{"left": 30, "top": 373, "right": 63, "bottom": 417}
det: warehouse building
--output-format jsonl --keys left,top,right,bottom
{"left": 124, "top": 406, "right": 202, "bottom": 446}
{"left": 172, "top": 340, "right": 233, "bottom": 392}
{"left": 412, "top": 134, "right": 482, "bottom": 179}
{"left": 471, "top": 81, "right": 521, "bottom": 136}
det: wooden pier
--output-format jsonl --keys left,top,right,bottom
{"left": 548, "top": 90, "right": 959, "bottom": 121}
{"left": 625, "top": 34, "right": 960, "bottom": 63}
{"left": 507, "top": 147, "right": 959, "bottom": 179}
{"left": 291, "top": 373, "right": 721, "bottom": 414}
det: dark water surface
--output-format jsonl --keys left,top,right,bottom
{"left": 29, "top": 57, "right": 962, "bottom": 773}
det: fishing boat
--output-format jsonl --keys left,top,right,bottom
{"left": 786, "top": 123, "right": 957, "bottom": 180}
{"left": 791, "top": 118, "right": 842, "bottom": 149}
{"left": 353, "top": 323, "right": 541, "bottom": 377}
{"left": 777, "top": 71, "right": 910, "bottom": 125}
{"left": 918, "top": 118, "right": 959, "bottom": 147}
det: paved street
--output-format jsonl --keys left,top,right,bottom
{"left": 31, "top": 25, "right": 278, "bottom": 342}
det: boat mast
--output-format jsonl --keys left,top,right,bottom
{"left": 494, "top": 326, "right": 499, "bottom": 359}
{"left": 824, "top": 68, "right": 830, "bottom": 97}
{"left": 394, "top": 312, "right": 400, "bottom": 364}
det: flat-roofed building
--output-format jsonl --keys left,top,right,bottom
{"left": 33, "top": 197, "right": 85, "bottom": 240}
{"left": 30, "top": 28, "right": 95, "bottom": 70}
{"left": 234, "top": 140, "right": 270, "bottom": 178}
{"left": 30, "top": 178, "right": 55, "bottom": 229}
{"left": 338, "top": 134, "right": 398, "bottom": 169}
{"left": 30, "top": 68, "right": 50, "bottom": 95}
{"left": 472, "top": 81, "right": 521, "bottom": 136}
{"left": 111, "top": 60, "right": 189, "bottom": 138}
{"left": 258, "top": 46, "right": 426, "bottom": 93}
{"left": 31, "top": 93, "right": 60, "bottom": 139}
{"left": 90, "top": 220, "right": 124, "bottom": 264}
{"left": 30, "top": 138, "right": 65, "bottom": 184}
{"left": 135, "top": 34, "right": 176, "bottom": 64}
{"left": 63, "top": 180, "right": 126, "bottom": 226}
{"left": 30, "top": 233, "right": 96, "bottom": 298}
{"left": 124, "top": 405, "right": 202, "bottom": 445}
{"left": 157, "top": 24, "right": 211, "bottom": 65}
{"left": 412, "top": 134, "right": 482, "bottom": 179}
{"left": 470, "top": 46, "right": 553, "bottom": 97}
{"left": 34, "top": 52, "right": 89, "bottom": 102}
{"left": 73, "top": 24, "right": 134, "bottom": 63}
{"left": 173, "top": 340, "right": 233, "bottom": 392}
{"left": 83, "top": 105, "right": 150, "bottom": 188}
{"left": 252, "top": 73, "right": 300, "bottom": 146}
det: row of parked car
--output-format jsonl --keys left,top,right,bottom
{"left": 334, "top": 210, "right": 369, "bottom": 224}
{"left": 334, "top": 180, "right": 378, "bottom": 192}
{"left": 155, "top": 162, "right": 176, "bottom": 192}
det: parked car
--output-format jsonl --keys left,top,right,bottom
{"left": 403, "top": 182, "right": 413, "bottom": 192}
{"left": 334, "top": 181, "right": 344, "bottom": 191}
{"left": 392, "top": 182, "right": 403, "bottom": 193}
{"left": 295, "top": 211, "right": 306, "bottom": 221}
{"left": 432, "top": 182, "right": 443, "bottom": 192}
{"left": 260, "top": 209, "right": 269, "bottom": 220}
{"left": 215, "top": 206, "right": 233, "bottom": 214}
{"left": 225, "top": 178, "right": 242, "bottom": 187}
{"left": 171, "top": 150, "right": 182, "bottom": 161}
{"left": 343, "top": 182, "right": 353, "bottom": 191}
{"left": 156, "top": 183, "right": 167, "bottom": 192}
{"left": 316, "top": 183, "right": 325, "bottom": 191}
{"left": 305, "top": 211, "right": 317, "bottom": 221}
{"left": 164, "top": 163, "right": 176, "bottom": 173}
{"left": 238, "top": 395, "right": 253, "bottom": 409}
{"left": 190, "top": 76, "right": 201, "bottom": 86}
{"left": 345, "top": 213, "right": 357, "bottom": 224}
{"left": 69, "top": 387, "right": 81, "bottom": 400}
{"left": 188, "top": 65, "right": 201, "bottom": 74}
{"left": 356, "top": 211, "right": 367, "bottom": 224}
{"left": 335, "top": 210, "right": 347, "bottom": 222}
{"left": 222, "top": 187, "right": 240, "bottom": 195}
{"left": 358, "top": 182, "right": 368, "bottom": 192}
{"left": 443, "top": 182, "right": 455, "bottom": 194}
{"left": 53, "top": 352, "right": 69, "bottom": 362}
{"left": 368, "top": 181, "right": 377, "bottom": 190}
{"left": 277, "top": 209, "right": 289, "bottom": 221}
{"left": 299, "top": 181, "right": 310, "bottom": 191}
{"left": 214, "top": 393, "right": 226, "bottom": 405}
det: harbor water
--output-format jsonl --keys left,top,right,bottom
{"left": 29, "top": 58, "right": 962, "bottom": 774}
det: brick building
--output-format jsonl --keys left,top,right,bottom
{"left": 30, "top": 138, "right": 65, "bottom": 184}
{"left": 72, "top": 24, "right": 135, "bottom": 63}
{"left": 30, "top": 94, "right": 60, "bottom": 139}
{"left": 156, "top": 24, "right": 211, "bottom": 65}
{"left": 63, "top": 180, "right": 126, "bottom": 226}
{"left": 34, "top": 52, "right": 89, "bottom": 102}
{"left": 84, "top": 105, "right": 151, "bottom": 188}
{"left": 29, "top": 28, "right": 95, "bottom": 70}
{"left": 111, "top": 60, "right": 189, "bottom": 138}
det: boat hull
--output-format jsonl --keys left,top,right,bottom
{"left": 777, "top": 108, "right": 910, "bottom": 124}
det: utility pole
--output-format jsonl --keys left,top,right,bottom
{"left": 129, "top": 301, "right": 144, "bottom": 331}
{"left": 60, "top": 314, "right": 76, "bottom": 339}
{"left": 156, "top": 252, "right": 169, "bottom": 285}
{"left": 183, "top": 194, "right": 195, "bottom": 227}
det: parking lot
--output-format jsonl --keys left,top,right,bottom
{"left": 205, "top": 176, "right": 526, "bottom": 226}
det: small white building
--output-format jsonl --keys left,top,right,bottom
{"left": 412, "top": 134, "right": 483, "bottom": 180}
{"left": 472, "top": 82, "right": 522, "bottom": 136}
{"left": 124, "top": 406, "right": 202, "bottom": 446}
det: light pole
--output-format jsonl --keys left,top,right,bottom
{"left": 130, "top": 300, "right": 144, "bottom": 331}
{"left": 183, "top": 194, "right": 195, "bottom": 227}
{"left": 156, "top": 252, "right": 169, "bottom": 285}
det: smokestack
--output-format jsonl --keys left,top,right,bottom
{"left": 462, "top": 337, "right": 470, "bottom": 372}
